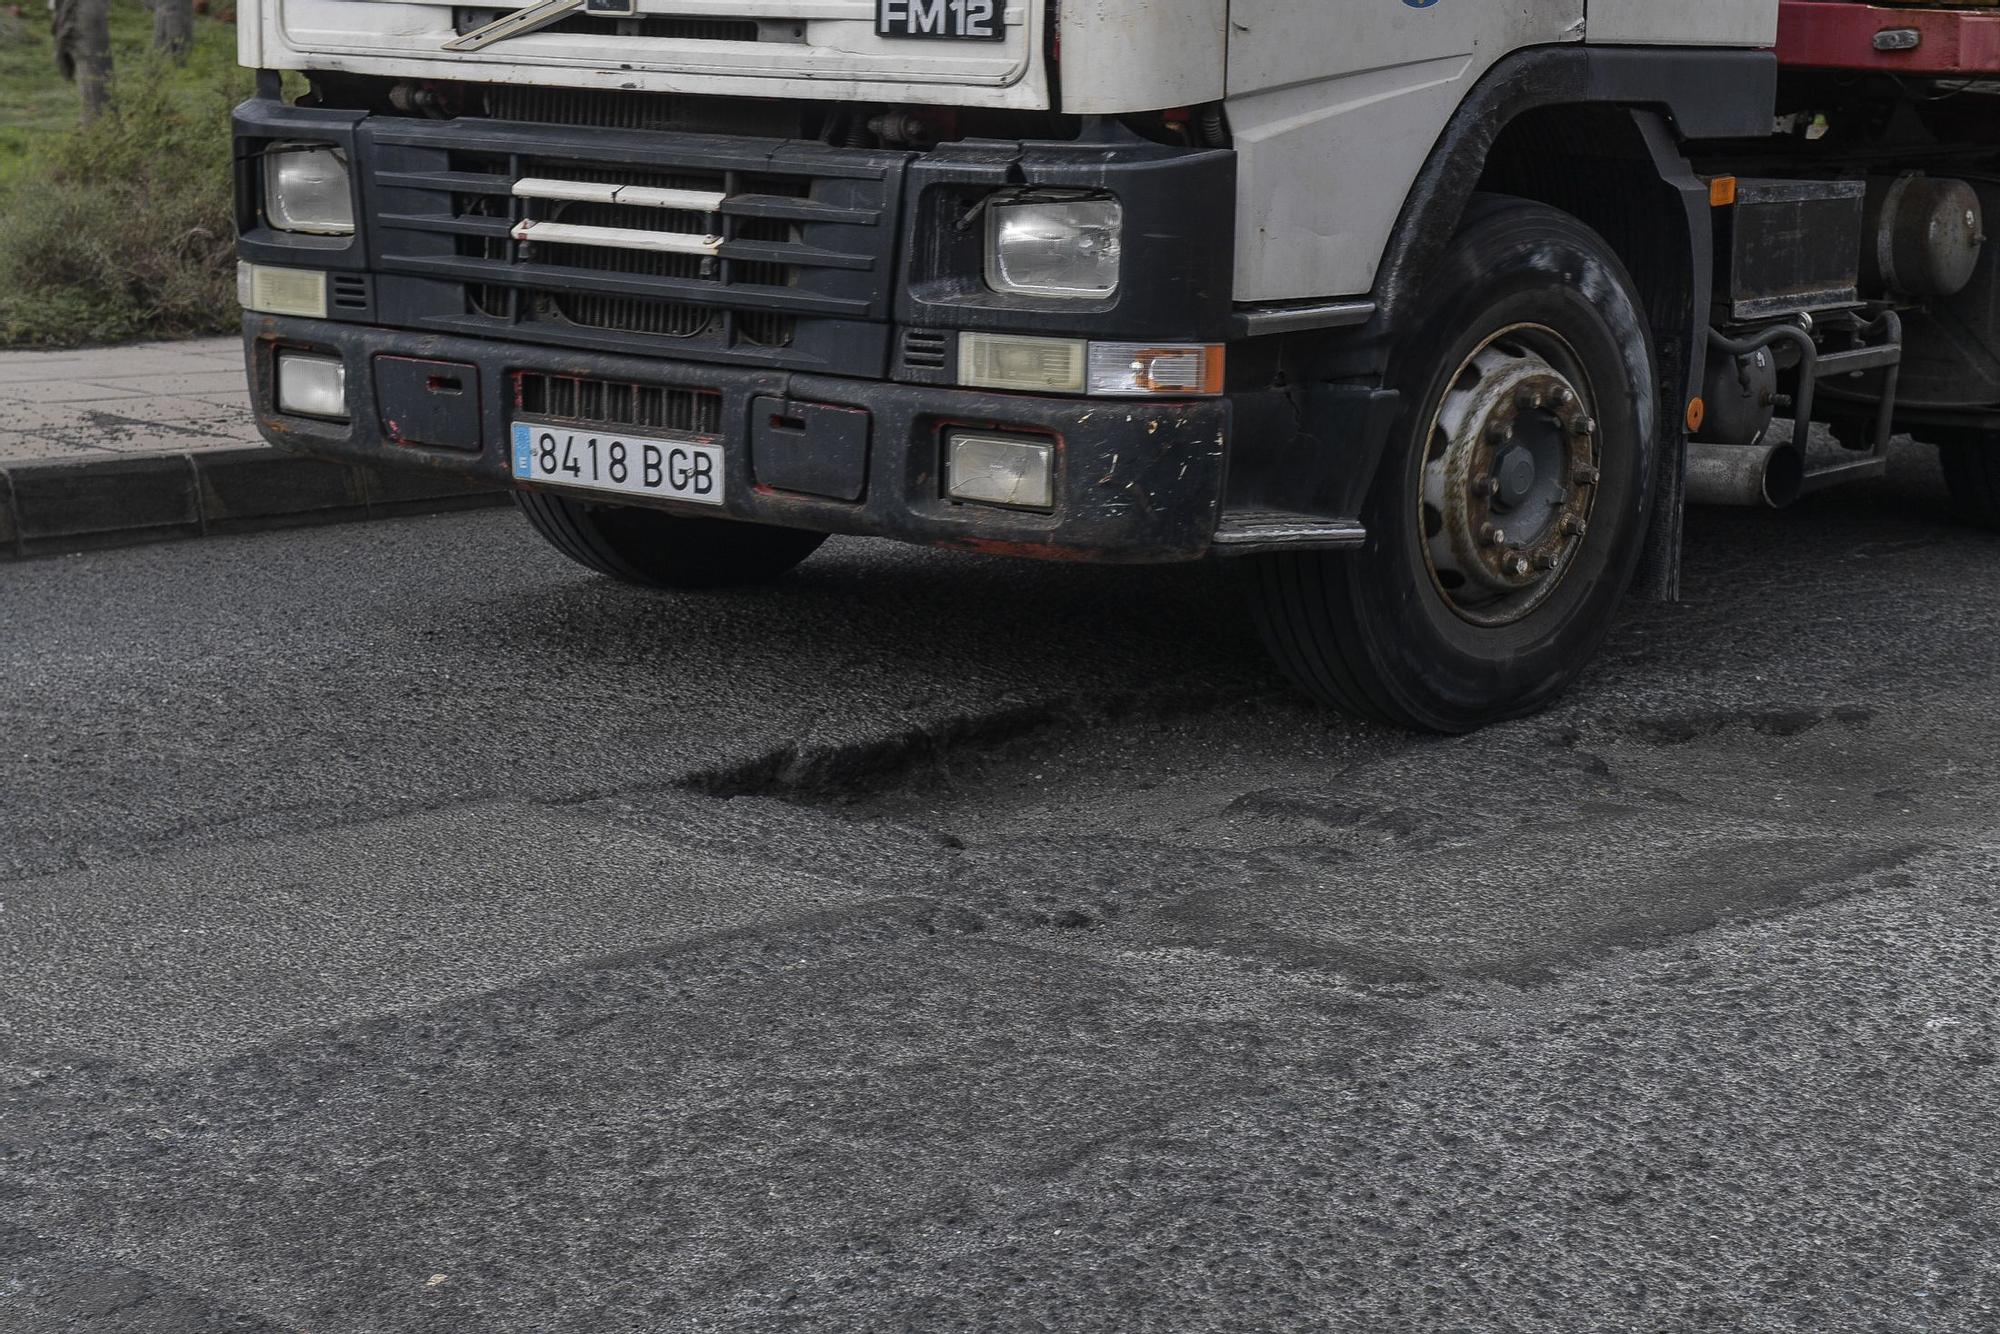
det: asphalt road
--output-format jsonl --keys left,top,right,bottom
{"left": 4, "top": 444, "right": 1999, "bottom": 1332}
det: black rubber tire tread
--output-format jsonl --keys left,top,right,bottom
{"left": 1247, "top": 195, "right": 1659, "bottom": 733}
{"left": 1255, "top": 549, "right": 1394, "bottom": 726}
{"left": 1938, "top": 439, "right": 2000, "bottom": 529}
{"left": 514, "top": 489, "right": 630, "bottom": 580}
{"left": 514, "top": 490, "right": 827, "bottom": 589}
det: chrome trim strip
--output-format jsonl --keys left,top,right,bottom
{"left": 513, "top": 178, "right": 728, "bottom": 213}
{"left": 511, "top": 218, "right": 723, "bottom": 255}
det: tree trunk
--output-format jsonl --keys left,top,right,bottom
{"left": 154, "top": 0, "right": 195, "bottom": 61}
{"left": 51, "top": 0, "right": 114, "bottom": 121}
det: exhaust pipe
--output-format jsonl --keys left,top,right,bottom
{"left": 1685, "top": 440, "right": 1806, "bottom": 509}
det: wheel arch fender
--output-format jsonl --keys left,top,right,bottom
{"left": 1273, "top": 46, "right": 1774, "bottom": 599}
{"left": 1364, "top": 45, "right": 1774, "bottom": 337}
{"left": 1469, "top": 107, "right": 1713, "bottom": 602}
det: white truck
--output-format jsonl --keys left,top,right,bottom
{"left": 233, "top": 0, "right": 2000, "bottom": 729}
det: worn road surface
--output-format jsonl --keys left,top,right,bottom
{"left": 3, "top": 444, "right": 1999, "bottom": 1332}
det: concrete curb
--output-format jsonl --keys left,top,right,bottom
{"left": 0, "top": 447, "right": 506, "bottom": 560}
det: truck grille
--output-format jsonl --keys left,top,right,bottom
{"left": 363, "top": 117, "right": 905, "bottom": 375}
{"left": 547, "top": 292, "right": 719, "bottom": 340}
{"left": 514, "top": 372, "right": 721, "bottom": 435}
{"left": 478, "top": 85, "right": 808, "bottom": 137}
{"left": 454, "top": 12, "right": 762, "bottom": 45}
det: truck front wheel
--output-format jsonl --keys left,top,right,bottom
{"left": 515, "top": 492, "right": 827, "bottom": 590}
{"left": 1249, "top": 198, "right": 1658, "bottom": 732}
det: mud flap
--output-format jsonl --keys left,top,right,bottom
{"left": 1628, "top": 112, "right": 1711, "bottom": 604}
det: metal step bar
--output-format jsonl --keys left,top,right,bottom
{"left": 1211, "top": 511, "right": 1368, "bottom": 556}
{"left": 1705, "top": 307, "right": 1903, "bottom": 501}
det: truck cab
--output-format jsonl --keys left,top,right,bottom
{"left": 233, "top": 1, "right": 2000, "bottom": 728}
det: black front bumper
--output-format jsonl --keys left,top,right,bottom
{"left": 247, "top": 315, "right": 1232, "bottom": 563}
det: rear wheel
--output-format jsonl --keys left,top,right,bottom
{"left": 515, "top": 491, "right": 827, "bottom": 590}
{"left": 1248, "top": 197, "right": 1658, "bottom": 732}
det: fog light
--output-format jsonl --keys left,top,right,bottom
{"left": 1087, "top": 342, "right": 1225, "bottom": 396}
{"left": 958, "top": 333, "right": 1087, "bottom": 394}
{"left": 237, "top": 262, "right": 328, "bottom": 319}
{"left": 276, "top": 352, "right": 348, "bottom": 420}
{"left": 946, "top": 432, "right": 1054, "bottom": 511}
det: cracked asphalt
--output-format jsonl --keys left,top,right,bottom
{"left": 3, "top": 442, "right": 1999, "bottom": 1332}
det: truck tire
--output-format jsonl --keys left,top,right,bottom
{"left": 1249, "top": 197, "right": 1658, "bottom": 732}
{"left": 1936, "top": 436, "right": 2000, "bottom": 529}
{"left": 515, "top": 491, "right": 827, "bottom": 589}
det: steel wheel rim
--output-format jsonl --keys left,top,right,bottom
{"left": 1415, "top": 323, "right": 1604, "bottom": 628}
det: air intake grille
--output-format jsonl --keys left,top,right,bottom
{"left": 897, "top": 328, "right": 954, "bottom": 384}
{"left": 478, "top": 86, "right": 803, "bottom": 137}
{"left": 543, "top": 291, "right": 716, "bottom": 339}
{"left": 462, "top": 12, "right": 761, "bottom": 42}
{"left": 902, "top": 329, "right": 949, "bottom": 369}
{"left": 330, "top": 273, "right": 371, "bottom": 311}
{"left": 515, "top": 373, "right": 722, "bottom": 435}
{"left": 363, "top": 117, "right": 902, "bottom": 374}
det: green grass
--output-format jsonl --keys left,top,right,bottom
{"left": 0, "top": 1, "right": 247, "bottom": 190}
{"left": 0, "top": 2, "right": 254, "bottom": 345}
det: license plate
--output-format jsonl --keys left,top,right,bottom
{"left": 510, "top": 421, "right": 725, "bottom": 507}
{"left": 876, "top": 0, "right": 1002, "bottom": 40}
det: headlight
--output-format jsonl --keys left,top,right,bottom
{"left": 263, "top": 143, "right": 354, "bottom": 236}
{"left": 984, "top": 195, "right": 1121, "bottom": 299}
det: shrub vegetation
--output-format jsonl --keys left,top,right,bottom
{"left": 0, "top": 5, "right": 251, "bottom": 346}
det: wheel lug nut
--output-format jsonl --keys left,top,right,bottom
{"left": 1534, "top": 552, "right": 1558, "bottom": 571}
{"left": 1487, "top": 420, "right": 1513, "bottom": 444}
{"left": 1515, "top": 386, "right": 1543, "bottom": 411}
{"left": 1562, "top": 515, "right": 1589, "bottom": 537}
{"left": 1551, "top": 386, "right": 1573, "bottom": 407}
{"left": 1573, "top": 417, "right": 1598, "bottom": 437}
{"left": 1507, "top": 554, "right": 1532, "bottom": 577}
{"left": 1480, "top": 524, "right": 1507, "bottom": 547}
{"left": 1480, "top": 477, "right": 1502, "bottom": 498}
{"left": 1573, "top": 465, "right": 1601, "bottom": 486}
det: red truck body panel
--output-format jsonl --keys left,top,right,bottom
{"left": 1777, "top": 0, "right": 2000, "bottom": 74}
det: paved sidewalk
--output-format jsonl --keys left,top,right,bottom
{"left": 0, "top": 338, "right": 261, "bottom": 463}
{"left": 0, "top": 337, "right": 501, "bottom": 558}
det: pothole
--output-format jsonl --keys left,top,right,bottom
{"left": 678, "top": 700, "right": 1069, "bottom": 804}
{"left": 1610, "top": 704, "right": 1876, "bottom": 746}
{"left": 676, "top": 686, "right": 1384, "bottom": 822}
